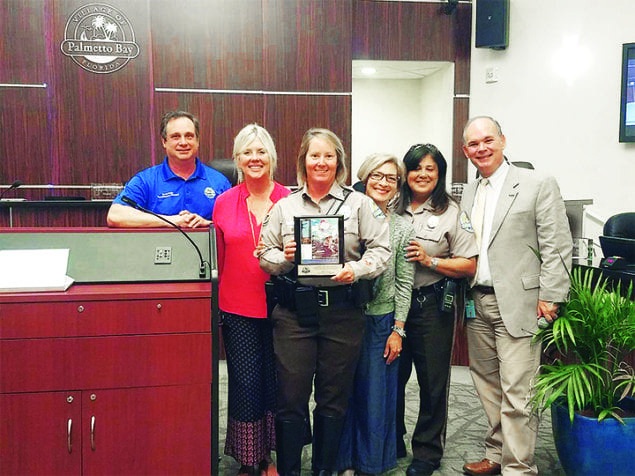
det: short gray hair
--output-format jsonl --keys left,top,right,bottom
{"left": 462, "top": 116, "right": 504, "bottom": 143}
{"left": 232, "top": 123, "right": 278, "bottom": 183}
{"left": 357, "top": 152, "right": 405, "bottom": 188}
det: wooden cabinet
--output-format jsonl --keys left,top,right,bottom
{"left": 0, "top": 391, "right": 82, "bottom": 475}
{"left": 0, "top": 283, "right": 212, "bottom": 475}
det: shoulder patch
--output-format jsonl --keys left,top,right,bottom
{"left": 460, "top": 211, "right": 474, "bottom": 233}
{"left": 370, "top": 201, "right": 386, "bottom": 219}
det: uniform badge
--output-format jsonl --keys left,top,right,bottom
{"left": 204, "top": 187, "right": 216, "bottom": 199}
{"left": 460, "top": 211, "right": 474, "bottom": 233}
{"left": 427, "top": 215, "right": 439, "bottom": 229}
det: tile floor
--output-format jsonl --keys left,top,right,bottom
{"left": 218, "top": 362, "right": 565, "bottom": 475}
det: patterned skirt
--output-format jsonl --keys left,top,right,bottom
{"left": 221, "top": 312, "right": 277, "bottom": 466}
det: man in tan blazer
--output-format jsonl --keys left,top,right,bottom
{"left": 459, "top": 116, "right": 572, "bottom": 475}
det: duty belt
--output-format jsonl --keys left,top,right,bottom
{"left": 314, "top": 285, "right": 352, "bottom": 307}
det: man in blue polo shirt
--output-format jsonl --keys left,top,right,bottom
{"left": 107, "top": 111, "right": 231, "bottom": 228}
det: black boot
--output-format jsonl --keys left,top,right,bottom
{"left": 311, "top": 413, "right": 345, "bottom": 476}
{"left": 275, "top": 418, "right": 305, "bottom": 476}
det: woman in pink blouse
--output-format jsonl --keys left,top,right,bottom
{"left": 213, "top": 124, "right": 290, "bottom": 476}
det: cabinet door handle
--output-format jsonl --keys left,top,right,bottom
{"left": 90, "top": 415, "right": 96, "bottom": 451}
{"left": 67, "top": 419, "right": 72, "bottom": 453}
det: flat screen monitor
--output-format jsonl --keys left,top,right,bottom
{"left": 619, "top": 43, "right": 635, "bottom": 142}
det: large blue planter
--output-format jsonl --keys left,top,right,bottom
{"left": 551, "top": 398, "right": 635, "bottom": 476}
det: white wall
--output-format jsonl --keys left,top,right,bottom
{"left": 469, "top": 0, "right": 635, "bottom": 257}
{"left": 351, "top": 64, "right": 454, "bottom": 182}
{"left": 419, "top": 63, "right": 455, "bottom": 182}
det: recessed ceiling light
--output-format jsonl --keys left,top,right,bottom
{"left": 361, "top": 67, "right": 376, "bottom": 75}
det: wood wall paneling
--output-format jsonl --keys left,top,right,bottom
{"left": 264, "top": 94, "right": 352, "bottom": 185}
{"left": 48, "top": 0, "right": 154, "bottom": 185}
{"left": 453, "top": 97, "right": 470, "bottom": 181}
{"left": 0, "top": 0, "right": 48, "bottom": 83}
{"left": 353, "top": 1, "right": 455, "bottom": 61}
{"left": 0, "top": 89, "right": 51, "bottom": 186}
{"left": 3, "top": 204, "right": 109, "bottom": 228}
{"left": 152, "top": 92, "right": 264, "bottom": 164}
{"left": 452, "top": 4, "right": 472, "bottom": 95}
{"left": 263, "top": 0, "right": 352, "bottom": 92}
{"left": 0, "top": 0, "right": 50, "bottom": 190}
{"left": 150, "top": 0, "right": 263, "bottom": 91}
{"left": 1, "top": 0, "right": 472, "bottom": 213}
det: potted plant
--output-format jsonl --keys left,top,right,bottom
{"left": 530, "top": 266, "right": 635, "bottom": 476}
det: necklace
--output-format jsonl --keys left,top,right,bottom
{"left": 246, "top": 186, "right": 274, "bottom": 257}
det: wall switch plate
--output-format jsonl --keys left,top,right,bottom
{"left": 154, "top": 246, "right": 172, "bottom": 264}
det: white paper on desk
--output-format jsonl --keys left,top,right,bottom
{"left": 0, "top": 249, "right": 75, "bottom": 292}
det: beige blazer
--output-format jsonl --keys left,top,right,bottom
{"left": 460, "top": 165, "right": 573, "bottom": 337}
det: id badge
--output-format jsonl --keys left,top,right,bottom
{"left": 465, "top": 298, "right": 476, "bottom": 319}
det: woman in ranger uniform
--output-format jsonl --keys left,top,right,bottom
{"left": 259, "top": 128, "right": 391, "bottom": 476}
{"left": 396, "top": 143, "right": 478, "bottom": 476}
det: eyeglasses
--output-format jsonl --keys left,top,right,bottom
{"left": 368, "top": 171, "right": 399, "bottom": 184}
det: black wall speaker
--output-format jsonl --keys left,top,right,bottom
{"left": 476, "top": 0, "right": 509, "bottom": 50}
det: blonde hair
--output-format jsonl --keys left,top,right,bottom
{"left": 232, "top": 123, "right": 278, "bottom": 183}
{"left": 296, "top": 128, "right": 347, "bottom": 186}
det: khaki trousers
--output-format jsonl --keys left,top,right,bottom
{"left": 466, "top": 290, "right": 541, "bottom": 475}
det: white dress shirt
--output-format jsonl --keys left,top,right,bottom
{"left": 473, "top": 160, "right": 510, "bottom": 286}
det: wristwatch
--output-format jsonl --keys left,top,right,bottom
{"left": 430, "top": 257, "right": 439, "bottom": 271}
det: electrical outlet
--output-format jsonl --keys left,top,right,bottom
{"left": 154, "top": 246, "right": 172, "bottom": 264}
{"left": 485, "top": 67, "right": 499, "bottom": 83}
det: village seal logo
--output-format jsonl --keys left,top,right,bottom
{"left": 61, "top": 3, "right": 139, "bottom": 74}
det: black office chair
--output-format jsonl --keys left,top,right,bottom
{"left": 475, "top": 158, "right": 533, "bottom": 178}
{"left": 208, "top": 159, "right": 238, "bottom": 186}
{"left": 603, "top": 212, "right": 635, "bottom": 239}
{"left": 599, "top": 212, "right": 635, "bottom": 265}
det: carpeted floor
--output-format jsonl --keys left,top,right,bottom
{"left": 218, "top": 363, "right": 565, "bottom": 475}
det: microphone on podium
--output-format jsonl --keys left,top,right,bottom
{"left": 0, "top": 180, "right": 22, "bottom": 199}
{"left": 121, "top": 195, "right": 209, "bottom": 278}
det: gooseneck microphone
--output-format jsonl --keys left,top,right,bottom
{"left": 121, "top": 195, "right": 209, "bottom": 278}
{"left": 0, "top": 180, "right": 22, "bottom": 199}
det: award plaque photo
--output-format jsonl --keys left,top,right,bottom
{"left": 294, "top": 215, "right": 345, "bottom": 277}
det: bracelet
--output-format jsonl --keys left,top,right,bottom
{"left": 391, "top": 325, "right": 406, "bottom": 338}
{"left": 430, "top": 257, "right": 439, "bottom": 271}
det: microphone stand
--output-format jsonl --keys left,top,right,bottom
{"left": 0, "top": 180, "right": 22, "bottom": 200}
{"left": 120, "top": 196, "right": 209, "bottom": 278}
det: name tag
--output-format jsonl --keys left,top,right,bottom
{"left": 465, "top": 298, "right": 476, "bottom": 319}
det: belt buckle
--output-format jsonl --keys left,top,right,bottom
{"left": 317, "top": 289, "right": 329, "bottom": 307}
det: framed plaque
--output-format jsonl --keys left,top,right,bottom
{"left": 294, "top": 215, "right": 344, "bottom": 277}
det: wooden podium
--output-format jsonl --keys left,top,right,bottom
{"left": 0, "top": 228, "right": 219, "bottom": 475}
